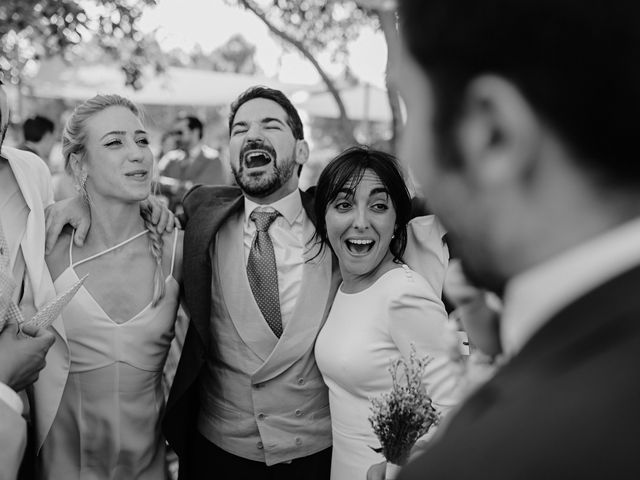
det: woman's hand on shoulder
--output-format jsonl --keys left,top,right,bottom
{"left": 45, "top": 195, "right": 90, "bottom": 254}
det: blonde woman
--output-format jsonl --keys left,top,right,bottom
{"left": 36, "top": 94, "right": 183, "bottom": 479}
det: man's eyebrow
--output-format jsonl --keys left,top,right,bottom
{"left": 231, "top": 120, "right": 248, "bottom": 129}
{"left": 262, "top": 117, "right": 286, "bottom": 125}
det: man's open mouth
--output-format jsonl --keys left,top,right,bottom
{"left": 345, "top": 239, "right": 374, "bottom": 254}
{"left": 244, "top": 150, "right": 273, "bottom": 168}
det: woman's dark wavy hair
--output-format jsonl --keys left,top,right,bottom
{"left": 312, "top": 146, "right": 412, "bottom": 263}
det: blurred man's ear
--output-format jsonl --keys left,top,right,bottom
{"left": 455, "top": 75, "right": 543, "bottom": 188}
{"left": 295, "top": 139, "right": 309, "bottom": 166}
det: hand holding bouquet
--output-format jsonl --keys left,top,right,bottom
{"left": 369, "top": 344, "right": 439, "bottom": 479}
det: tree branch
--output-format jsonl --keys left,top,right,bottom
{"left": 238, "top": 0, "right": 356, "bottom": 146}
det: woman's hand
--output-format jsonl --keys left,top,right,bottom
{"left": 45, "top": 195, "right": 90, "bottom": 254}
{"left": 45, "top": 195, "right": 179, "bottom": 255}
{"left": 140, "top": 196, "right": 179, "bottom": 234}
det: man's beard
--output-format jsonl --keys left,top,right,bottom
{"left": 232, "top": 141, "right": 297, "bottom": 198}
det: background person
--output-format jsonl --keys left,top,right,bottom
{"left": 18, "top": 115, "right": 56, "bottom": 167}
{"left": 393, "top": 1, "right": 640, "bottom": 479}
{"left": 37, "top": 94, "right": 183, "bottom": 479}
{"left": 159, "top": 114, "right": 230, "bottom": 212}
{"left": 313, "top": 146, "right": 462, "bottom": 480}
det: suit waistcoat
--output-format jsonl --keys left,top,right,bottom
{"left": 197, "top": 208, "right": 335, "bottom": 465}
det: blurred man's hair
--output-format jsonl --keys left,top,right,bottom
{"left": 23, "top": 115, "right": 54, "bottom": 142}
{"left": 228, "top": 86, "right": 304, "bottom": 140}
{"left": 178, "top": 114, "right": 204, "bottom": 140}
{"left": 399, "top": 0, "right": 640, "bottom": 185}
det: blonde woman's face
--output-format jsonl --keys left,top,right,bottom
{"left": 81, "top": 106, "right": 153, "bottom": 202}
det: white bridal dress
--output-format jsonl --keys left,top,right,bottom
{"left": 315, "top": 266, "right": 461, "bottom": 480}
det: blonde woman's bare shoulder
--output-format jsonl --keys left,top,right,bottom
{"left": 45, "top": 226, "right": 74, "bottom": 281}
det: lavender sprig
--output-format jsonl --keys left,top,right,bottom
{"left": 369, "top": 344, "right": 439, "bottom": 465}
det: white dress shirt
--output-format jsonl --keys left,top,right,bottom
{"left": 244, "top": 190, "right": 308, "bottom": 329}
{"left": 0, "top": 382, "right": 23, "bottom": 415}
{"left": 501, "top": 216, "right": 640, "bottom": 357}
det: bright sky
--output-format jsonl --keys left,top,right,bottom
{"left": 139, "top": 0, "right": 388, "bottom": 88}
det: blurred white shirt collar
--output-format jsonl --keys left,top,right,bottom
{"left": 501, "top": 216, "right": 640, "bottom": 357}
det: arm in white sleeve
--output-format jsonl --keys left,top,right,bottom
{"left": 0, "top": 381, "right": 23, "bottom": 415}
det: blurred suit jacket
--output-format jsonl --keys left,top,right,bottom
{"left": 162, "top": 146, "right": 228, "bottom": 188}
{"left": 399, "top": 264, "right": 640, "bottom": 480}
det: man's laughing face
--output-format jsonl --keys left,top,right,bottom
{"left": 229, "top": 97, "right": 305, "bottom": 202}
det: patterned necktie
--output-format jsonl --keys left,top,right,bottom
{"left": 0, "top": 218, "right": 21, "bottom": 330}
{"left": 247, "top": 209, "right": 283, "bottom": 338}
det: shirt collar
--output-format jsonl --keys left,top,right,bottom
{"left": 244, "top": 189, "right": 303, "bottom": 227}
{"left": 500, "top": 216, "right": 640, "bottom": 357}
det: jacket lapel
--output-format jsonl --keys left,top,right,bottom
{"left": 217, "top": 210, "right": 279, "bottom": 361}
{"left": 183, "top": 188, "right": 244, "bottom": 352}
{"left": 7, "top": 154, "right": 64, "bottom": 341}
{"left": 252, "top": 188, "right": 341, "bottom": 383}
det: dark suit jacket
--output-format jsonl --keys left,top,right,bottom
{"left": 162, "top": 185, "right": 320, "bottom": 476}
{"left": 399, "top": 264, "right": 640, "bottom": 480}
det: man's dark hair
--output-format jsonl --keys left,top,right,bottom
{"left": 399, "top": 0, "right": 640, "bottom": 185}
{"left": 23, "top": 115, "right": 54, "bottom": 142}
{"left": 228, "top": 86, "right": 304, "bottom": 140}
{"left": 178, "top": 114, "right": 203, "bottom": 140}
{"left": 313, "top": 146, "right": 412, "bottom": 262}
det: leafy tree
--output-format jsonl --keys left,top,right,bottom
{"left": 230, "top": 0, "right": 401, "bottom": 152}
{"left": 228, "top": 0, "right": 374, "bottom": 148}
{"left": 0, "top": 0, "right": 157, "bottom": 89}
{"left": 165, "top": 34, "right": 260, "bottom": 75}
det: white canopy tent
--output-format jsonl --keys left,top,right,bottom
{"left": 294, "top": 82, "right": 392, "bottom": 123}
{"left": 27, "top": 58, "right": 303, "bottom": 107}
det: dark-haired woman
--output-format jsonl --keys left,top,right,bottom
{"left": 313, "top": 147, "right": 462, "bottom": 480}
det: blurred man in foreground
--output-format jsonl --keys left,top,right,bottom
{"left": 392, "top": 1, "right": 640, "bottom": 479}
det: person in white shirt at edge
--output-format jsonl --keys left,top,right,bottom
{"left": 0, "top": 76, "right": 60, "bottom": 480}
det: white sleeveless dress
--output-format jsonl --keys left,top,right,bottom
{"left": 39, "top": 230, "right": 180, "bottom": 480}
{"left": 315, "top": 266, "right": 462, "bottom": 480}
